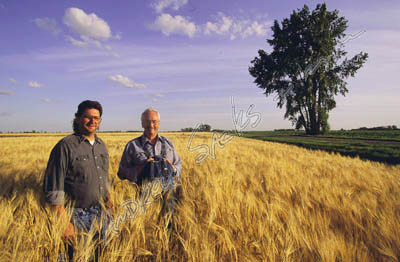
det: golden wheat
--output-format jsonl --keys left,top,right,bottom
{"left": 0, "top": 132, "right": 399, "bottom": 262}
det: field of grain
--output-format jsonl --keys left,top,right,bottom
{"left": 0, "top": 132, "right": 399, "bottom": 262}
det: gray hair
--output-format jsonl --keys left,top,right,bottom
{"left": 141, "top": 108, "right": 160, "bottom": 122}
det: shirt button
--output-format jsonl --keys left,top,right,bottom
{"left": 99, "top": 176, "right": 102, "bottom": 179}
{"left": 97, "top": 166, "right": 100, "bottom": 169}
{"left": 95, "top": 156, "right": 97, "bottom": 159}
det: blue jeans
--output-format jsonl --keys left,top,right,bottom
{"left": 58, "top": 204, "right": 111, "bottom": 262}
{"left": 71, "top": 204, "right": 111, "bottom": 245}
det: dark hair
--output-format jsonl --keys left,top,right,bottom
{"left": 72, "top": 100, "right": 103, "bottom": 134}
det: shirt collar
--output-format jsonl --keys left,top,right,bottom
{"left": 74, "top": 133, "right": 102, "bottom": 144}
{"left": 141, "top": 133, "right": 162, "bottom": 145}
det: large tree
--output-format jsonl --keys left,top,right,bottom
{"left": 249, "top": 3, "right": 368, "bottom": 135}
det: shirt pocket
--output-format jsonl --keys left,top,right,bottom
{"left": 133, "top": 151, "right": 148, "bottom": 165}
{"left": 71, "top": 154, "right": 90, "bottom": 183}
{"left": 99, "top": 153, "right": 109, "bottom": 171}
{"left": 165, "top": 147, "right": 173, "bottom": 159}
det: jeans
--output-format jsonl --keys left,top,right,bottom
{"left": 58, "top": 204, "right": 111, "bottom": 262}
{"left": 158, "top": 184, "right": 182, "bottom": 231}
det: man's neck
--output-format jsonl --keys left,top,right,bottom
{"left": 145, "top": 133, "right": 158, "bottom": 144}
{"left": 83, "top": 133, "right": 96, "bottom": 141}
{"left": 76, "top": 129, "right": 96, "bottom": 141}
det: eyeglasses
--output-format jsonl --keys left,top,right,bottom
{"left": 143, "top": 120, "right": 159, "bottom": 124}
{"left": 82, "top": 115, "right": 102, "bottom": 122}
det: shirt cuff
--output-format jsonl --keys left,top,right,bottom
{"left": 105, "top": 179, "right": 111, "bottom": 191}
{"left": 118, "top": 166, "right": 139, "bottom": 182}
{"left": 45, "top": 190, "right": 65, "bottom": 205}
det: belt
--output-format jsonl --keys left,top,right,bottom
{"left": 77, "top": 202, "right": 102, "bottom": 212}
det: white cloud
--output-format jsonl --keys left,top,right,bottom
{"left": 203, "top": 13, "right": 271, "bottom": 40}
{"left": 241, "top": 21, "right": 268, "bottom": 38}
{"left": 152, "top": 13, "right": 196, "bottom": 37}
{"left": 239, "top": 22, "right": 264, "bottom": 38}
{"left": 8, "top": 78, "right": 17, "bottom": 84}
{"left": 108, "top": 74, "right": 147, "bottom": 88}
{"left": 153, "top": 0, "right": 188, "bottom": 13}
{"left": 114, "top": 32, "right": 122, "bottom": 40}
{"left": 62, "top": 8, "right": 117, "bottom": 56}
{"left": 93, "top": 39, "right": 102, "bottom": 49}
{"left": 111, "top": 52, "right": 120, "bottom": 58}
{"left": 151, "top": 93, "right": 164, "bottom": 102}
{"left": 33, "top": 17, "right": 61, "bottom": 35}
{"left": 63, "top": 8, "right": 111, "bottom": 40}
{"left": 41, "top": 98, "right": 52, "bottom": 103}
{"left": 205, "top": 13, "right": 232, "bottom": 35}
{"left": 65, "top": 35, "right": 88, "bottom": 47}
{"left": 0, "top": 90, "right": 13, "bottom": 95}
{"left": 151, "top": 12, "right": 270, "bottom": 39}
{"left": 28, "top": 81, "right": 44, "bottom": 88}
{"left": 66, "top": 35, "right": 107, "bottom": 49}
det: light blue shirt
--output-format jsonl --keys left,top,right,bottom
{"left": 117, "top": 134, "right": 182, "bottom": 183}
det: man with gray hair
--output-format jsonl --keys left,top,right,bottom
{"left": 117, "top": 108, "right": 182, "bottom": 227}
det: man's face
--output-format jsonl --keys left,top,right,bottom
{"left": 77, "top": 108, "right": 101, "bottom": 136}
{"left": 142, "top": 111, "right": 160, "bottom": 138}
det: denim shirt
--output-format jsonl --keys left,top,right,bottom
{"left": 117, "top": 134, "right": 182, "bottom": 183}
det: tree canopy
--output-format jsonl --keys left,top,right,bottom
{"left": 249, "top": 3, "right": 368, "bottom": 134}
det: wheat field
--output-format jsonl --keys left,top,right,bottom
{"left": 0, "top": 132, "right": 399, "bottom": 262}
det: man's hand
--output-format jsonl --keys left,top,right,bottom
{"left": 136, "top": 157, "right": 154, "bottom": 175}
{"left": 64, "top": 222, "right": 75, "bottom": 241}
{"left": 51, "top": 205, "right": 75, "bottom": 241}
{"left": 105, "top": 192, "right": 112, "bottom": 209}
{"left": 163, "top": 158, "right": 177, "bottom": 173}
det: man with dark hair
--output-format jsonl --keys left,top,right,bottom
{"left": 43, "top": 100, "right": 111, "bottom": 262}
{"left": 118, "top": 108, "right": 182, "bottom": 229}
{"left": 72, "top": 100, "right": 103, "bottom": 134}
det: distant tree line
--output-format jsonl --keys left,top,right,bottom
{"left": 352, "top": 125, "right": 398, "bottom": 131}
{"left": 274, "top": 129, "right": 299, "bottom": 132}
{"left": 1, "top": 124, "right": 397, "bottom": 134}
{"left": 181, "top": 124, "right": 211, "bottom": 132}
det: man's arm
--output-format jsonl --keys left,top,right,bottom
{"left": 43, "top": 141, "right": 75, "bottom": 240}
{"left": 43, "top": 142, "right": 67, "bottom": 206}
{"left": 51, "top": 205, "right": 75, "bottom": 239}
{"left": 117, "top": 142, "right": 144, "bottom": 182}
{"left": 164, "top": 138, "right": 182, "bottom": 178}
{"left": 172, "top": 147, "right": 182, "bottom": 178}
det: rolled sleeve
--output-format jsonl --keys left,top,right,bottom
{"left": 161, "top": 137, "right": 182, "bottom": 178}
{"left": 170, "top": 142, "right": 182, "bottom": 178}
{"left": 43, "top": 141, "right": 68, "bottom": 205}
{"left": 45, "top": 191, "right": 65, "bottom": 205}
{"left": 105, "top": 177, "right": 111, "bottom": 191}
{"left": 117, "top": 142, "right": 141, "bottom": 182}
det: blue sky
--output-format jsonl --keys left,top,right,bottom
{"left": 0, "top": 0, "right": 399, "bottom": 132}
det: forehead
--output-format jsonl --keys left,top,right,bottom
{"left": 143, "top": 111, "right": 159, "bottom": 120}
{"left": 82, "top": 108, "right": 100, "bottom": 116}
